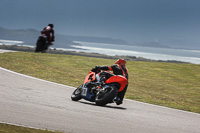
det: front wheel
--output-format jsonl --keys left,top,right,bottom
{"left": 95, "top": 86, "right": 118, "bottom": 106}
{"left": 71, "top": 86, "right": 82, "bottom": 101}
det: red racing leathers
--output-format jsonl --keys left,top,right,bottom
{"left": 41, "top": 26, "right": 55, "bottom": 44}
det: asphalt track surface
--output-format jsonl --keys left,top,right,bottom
{"left": 0, "top": 50, "right": 200, "bottom": 133}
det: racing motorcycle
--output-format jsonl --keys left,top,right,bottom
{"left": 35, "top": 35, "right": 52, "bottom": 53}
{"left": 71, "top": 69, "right": 128, "bottom": 106}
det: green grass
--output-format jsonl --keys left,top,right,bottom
{"left": 0, "top": 123, "right": 62, "bottom": 133}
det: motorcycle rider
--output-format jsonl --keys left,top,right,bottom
{"left": 92, "top": 59, "right": 128, "bottom": 105}
{"left": 41, "top": 23, "right": 55, "bottom": 45}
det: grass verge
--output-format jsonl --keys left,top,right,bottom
{"left": 0, "top": 123, "right": 62, "bottom": 133}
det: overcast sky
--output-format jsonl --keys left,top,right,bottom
{"left": 0, "top": 0, "right": 200, "bottom": 49}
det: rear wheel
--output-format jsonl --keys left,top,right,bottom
{"left": 71, "top": 86, "right": 82, "bottom": 101}
{"left": 95, "top": 86, "right": 118, "bottom": 106}
{"left": 35, "top": 37, "right": 47, "bottom": 52}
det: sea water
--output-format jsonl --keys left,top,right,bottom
{"left": 1, "top": 39, "right": 200, "bottom": 64}
{"left": 69, "top": 41, "right": 200, "bottom": 64}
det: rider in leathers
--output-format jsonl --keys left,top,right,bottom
{"left": 41, "top": 23, "right": 55, "bottom": 45}
{"left": 93, "top": 59, "right": 128, "bottom": 105}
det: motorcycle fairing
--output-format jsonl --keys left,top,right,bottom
{"left": 105, "top": 75, "right": 127, "bottom": 92}
{"left": 84, "top": 71, "right": 96, "bottom": 84}
{"left": 83, "top": 70, "right": 127, "bottom": 93}
{"left": 81, "top": 85, "right": 95, "bottom": 102}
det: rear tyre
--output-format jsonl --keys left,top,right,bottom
{"left": 71, "top": 86, "right": 82, "bottom": 101}
{"left": 35, "top": 37, "right": 47, "bottom": 52}
{"left": 35, "top": 41, "right": 42, "bottom": 52}
{"left": 95, "top": 86, "right": 118, "bottom": 106}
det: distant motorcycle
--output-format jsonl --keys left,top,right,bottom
{"left": 71, "top": 68, "right": 127, "bottom": 106}
{"left": 35, "top": 35, "right": 52, "bottom": 53}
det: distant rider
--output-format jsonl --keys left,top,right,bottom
{"left": 92, "top": 59, "right": 128, "bottom": 105}
{"left": 41, "top": 23, "right": 55, "bottom": 45}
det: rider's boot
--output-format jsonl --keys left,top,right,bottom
{"left": 113, "top": 97, "right": 122, "bottom": 105}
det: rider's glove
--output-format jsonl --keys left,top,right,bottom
{"left": 95, "top": 66, "right": 100, "bottom": 70}
{"left": 91, "top": 66, "right": 100, "bottom": 72}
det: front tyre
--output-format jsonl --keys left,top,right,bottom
{"left": 71, "top": 86, "right": 82, "bottom": 101}
{"left": 95, "top": 86, "right": 118, "bottom": 106}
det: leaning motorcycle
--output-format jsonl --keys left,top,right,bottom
{"left": 71, "top": 69, "right": 128, "bottom": 106}
{"left": 35, "top": 35, "right": 51, "bottom": 53}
